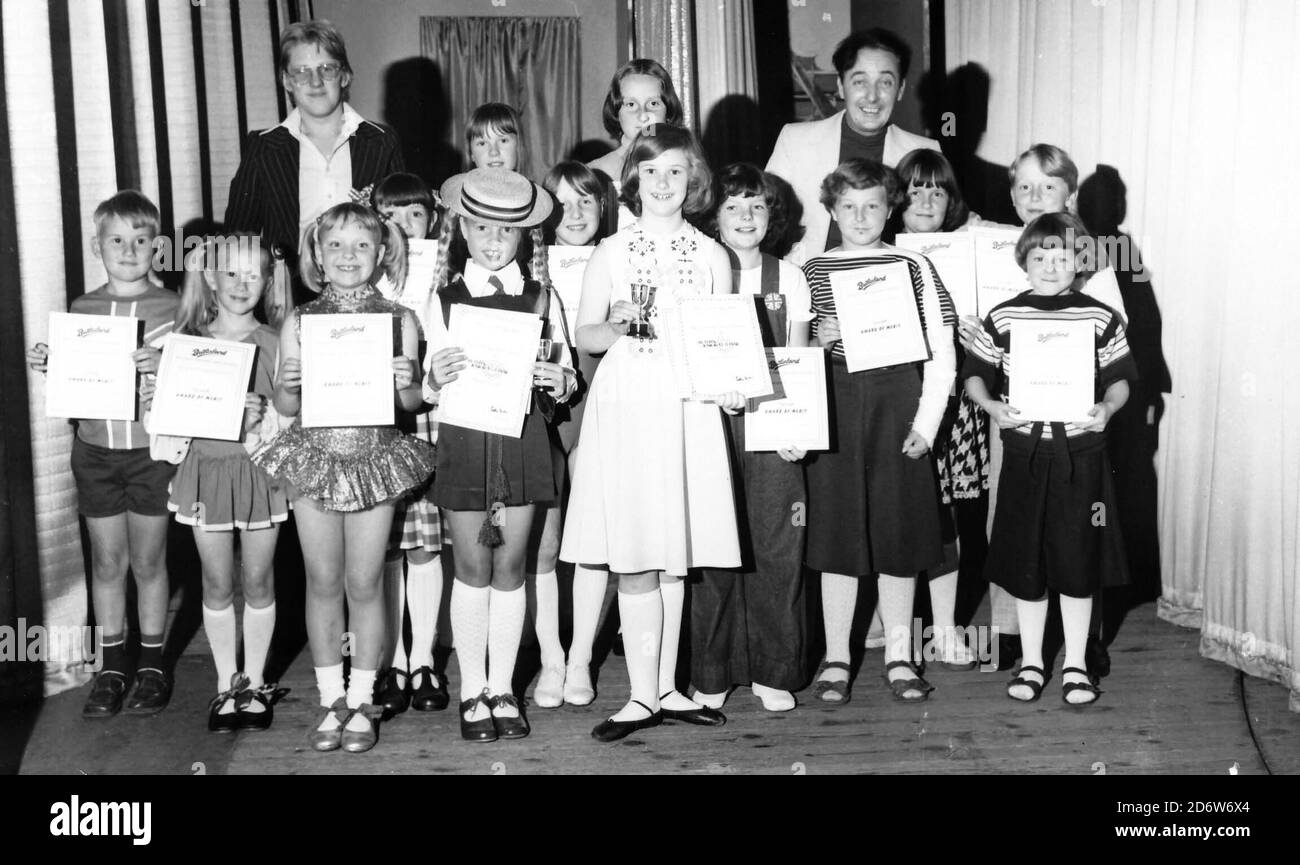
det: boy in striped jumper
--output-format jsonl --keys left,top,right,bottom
{"left": 27, "top": 191, "right": 179, "bottom": 718}
{"left": 963, "top": 212, "right": 1137, "bottom": 706}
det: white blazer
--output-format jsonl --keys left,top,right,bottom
{"left": 765, "top": 111, "right": 941, "bottom": 265}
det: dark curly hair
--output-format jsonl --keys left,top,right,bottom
{"left": 707, "top": 163, "right": 790, "bottom": 256}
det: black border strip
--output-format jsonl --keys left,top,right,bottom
{"left": 145, "top": 0, "right": 173, "bottom": 234}
{"left": 47, "top": 0, "right": 84, "bottom": 306}
{"left": 102, "top": 0, "right": 140, "bottom": 191}
{"left": 230, "top": 0, "right": 248, "bottom": 147}
{"left": 190, "top": 0, "right": 212, "bottom": 222}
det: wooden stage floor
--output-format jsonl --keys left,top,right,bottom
{"left": 16, "top": 601, "right": 1300, "bottom": 775}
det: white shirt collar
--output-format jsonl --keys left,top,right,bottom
{"left": 279, "top": 103, "right": 365, "bottom": 145}
{"left": 463, "top": 260, "right": 524, "bottom": 296}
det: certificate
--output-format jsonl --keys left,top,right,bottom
{"left": 1009, "top": 319, "right": 1095, "bottom": 423}
{"left": 547, "top": 245, "right": 594, "bottom": 334}
{"left": 829, "top": 262, "right": 931, "bottom": 372}
{"left": 437, "top": 305, "right": 542, "bottom": 438}
{"left": 662, "top": 295, "right": 773, "bottom": 400}
{"left": 300, "top": 314, "right": 395, "bottom": 428}
{"left": 972, "top": 226, "right": 1028, "bottom": 315}
{"left": 148, "top": 334, "right": 257, "bottom": 440}
{"left": 894, "top": 232, "right": 977, "bottom": 318}
{"left": 744, "top": 348, "right": 829, "bottom": 452}
{"left": 405, "top": 238, "right": 438, "bottom": 299}
{"left": 45, "top": 312, "right": 139, "bottom": 421}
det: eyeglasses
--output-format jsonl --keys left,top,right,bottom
{"left": 286, "top": 63, "right": 344, "bottom": 84}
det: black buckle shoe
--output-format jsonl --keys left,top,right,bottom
{"left": 592, "top": 700, "right": 663, "bottom": 743}
{"left": 459, "top": 691, "right": 497, "bottom": 743}
{"left": 124, "top": 668, "right": 172, "bottom": 716}
{"left": 489, "top": 693, "right": 530, "bottom": 739}
{"left": 83, "top": 672, "right": 129, "bottom": 719}
{"left": 410, "top": 666, "right": 449, "bottom": 712}
{"left": 376, "top": 668, "right": 410, "bottom": 717}
{"left": 658, "top": 692, "right": 726, "bottom": 727}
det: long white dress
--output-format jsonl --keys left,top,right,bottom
{"left": 560, "top": 221, "right": 741, "bottom": 576}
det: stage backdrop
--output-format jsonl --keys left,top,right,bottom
{"left": 0, "top": 0, "right": 311, "bottom": 698}
{"left": 945, "top": 0, "right": 1300, "bottom": 711}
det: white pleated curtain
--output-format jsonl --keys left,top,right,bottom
{"left": 4, "top": 0, "right": 295, "bottom": 695}
{"left": 946, "top": 0, "right": 1300, "bottom": 711}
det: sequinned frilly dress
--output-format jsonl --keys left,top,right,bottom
{"left": 253, "top": 282, "right": 437, "bottom": 512}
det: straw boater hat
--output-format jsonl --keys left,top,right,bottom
{"left": 439, "top": 168, "right": 552, "bottom": 228}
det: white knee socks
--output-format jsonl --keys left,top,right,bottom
{"left": 487, "top": 584, "right": 526, "bottom": 698}
{"left": 821, "top": 572, "right": 857, "bottom": 673}
{"left": 568, "top": 565, "right": 606, "bottom": 667}
{"left": 611, "top": 588, "right": 662, "bottom": 721}
{"left": 529, "top": 570, "right": 564, "bottom": 668}
{"left": 203, "top": 603, "right": 237, "bottom": 693}
{"left": 451, "top": 581, "right": 490, "bottom": 702}
{"left": 405, "top": 555, "right": 443, "bottom": 671}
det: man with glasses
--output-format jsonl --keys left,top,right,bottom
{"left": 225, "top": 20, "right": 404, "bottom": 298}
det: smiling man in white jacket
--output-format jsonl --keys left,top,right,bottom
{"left": 766, "top": 28, "right": 940, "bottom": 264}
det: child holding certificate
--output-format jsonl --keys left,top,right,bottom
{"left": 963, "top": 213, "right": 1135, "bottom": 706}
{"left": 370, "top": 173, "right": 450, "bottom": 716}
{"left": 170, "top": 235, "right": 291, "bottom": 732}
{"left": 802, "top": 159, "right": 956, "bottom": 704}
{"left": 254, "top": 203, "right": 436, "bottom": 753}
{"left": 691, "top": 163, "right": 813, "bottom": 712}
{"left": 424, "top": 168, "right": 576, "bottom": 743}
{"left": 560, "top": 124, "right": 743, "bottom": 742}
{"left": 26, "top": 190, "right": 178, "bottom": 719}
{"left": 892, "top": 148, "right": 985, "bottom": 670}
{"left": 527, "top": 161, "right": 613, "bottom": 708}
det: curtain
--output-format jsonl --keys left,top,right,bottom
{"left": 0, "top": 0, "right": 309, "bottom": 700}
{"left": 419, "top": 16, "right": 580, "bottom": 180}
{"left": 632, "top": 0, "right": 697, "bottom": 131}
{"left": 694, "top": 0, "right": 762, "bottom": 166}
{"left": 946, "top": 0, "right": 1300, "bottom": 711}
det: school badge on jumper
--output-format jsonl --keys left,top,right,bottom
{"left": 764, "top": 294, "right": 785, "bottom": 311}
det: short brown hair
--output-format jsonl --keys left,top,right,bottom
{"left": 618, "top": 124, "right": 713, "bottom": 218}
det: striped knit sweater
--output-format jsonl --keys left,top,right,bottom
{"left": 962, "top": 290, "right": 1138, "bottom": 449}
{"left": 802, "top": 246, "right": 957, "bottom": 446}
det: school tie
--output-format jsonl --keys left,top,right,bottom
{"left": 487, "top": 275, "right": 505, "bottom": 296}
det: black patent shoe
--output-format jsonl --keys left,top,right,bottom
{"left": 208, "top": 674, "right": 248, "bottom": 733}
{"left": 460, "top": 691, "right": 497, "bottom": 743}
{"left": 592, "top": 700, "right": 663, "bottom": 743}
{"left": 489, "top": 693, "right": 530, "bottom": 739}
{"left": 410, "top": 666, "right": 449, "bottom": 712}
{"left": 996, "top": 633, "right": 1023, "bottom": 672}
{"left": 124, "top": 668, "right": 172, "bottom": 716}
{"left": 376, "top": 668, "right": 410, "bottom": 717}
{"left": 236, "top": 683, "right": 289, "bottom": 732}
{"left": 658, "top": 691, "right": 726, "bottom": 727}
{"left": 83, "top": 672, "right": 129, "bottom": 720}
{"left": 1086, "top": 636, "right": 1111, "bottom": 680}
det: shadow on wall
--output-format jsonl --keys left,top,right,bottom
{"left": 917, "top": 62, "right": 1017, "bottom": 225}
{"left": 382, "top": 57, "right": 462, "bottom": 189}
{"left": 1078, "top": 165, "right": 1171, "bottom": 620}
{"left": 702, "top": 94, "right": 765, "bottom": 169}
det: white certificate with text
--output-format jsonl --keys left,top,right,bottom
{"left": 45, "top": 312, "right": 139, "bottom": 421}
{"left": 437, "top": 305, "right": 542, "bottom": 438}
{"left": 1009, "top": 319, "right": 1095, "bottom": 423}
{"left": 972, "top": 226, "right": 1029, "bottom": 315}
{"left": 664, "top": 295, "right": 773, "bottom": 400}
{"left": 300, "top": 314, "right": 395, "bottom": 428}
{"left": 829, "top": 262, "right": 930, "bottom": 372}
{"left": 148, "top": 334, "right": 257, "bottom": 441}
{"left": 744, "top": 348, "right": 829, "bottom": 452}
{"left": 406, "top": 238, "right": 438, "bottom": 300}
{"left": 547, "top": 245, "right": 594, "bottom": 336}
{"left": 894, "top": 232, "right": 977, "bottom": 318}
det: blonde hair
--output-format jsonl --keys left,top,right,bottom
{"left": 432, "top": 214, "right": 551, "bottom": 297}
{"left": 177, "top": 234, "right": 291, "bottom": 335}
{"left": 299, "top": 202, "right": 407, "bottom": 294}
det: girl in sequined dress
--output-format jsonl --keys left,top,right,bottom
{"left": 255, "top": 202, "right": 436, "bottom": 753}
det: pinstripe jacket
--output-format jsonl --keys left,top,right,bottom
{"left": 224, "top": 114, "right": 405, "bottom": 257}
